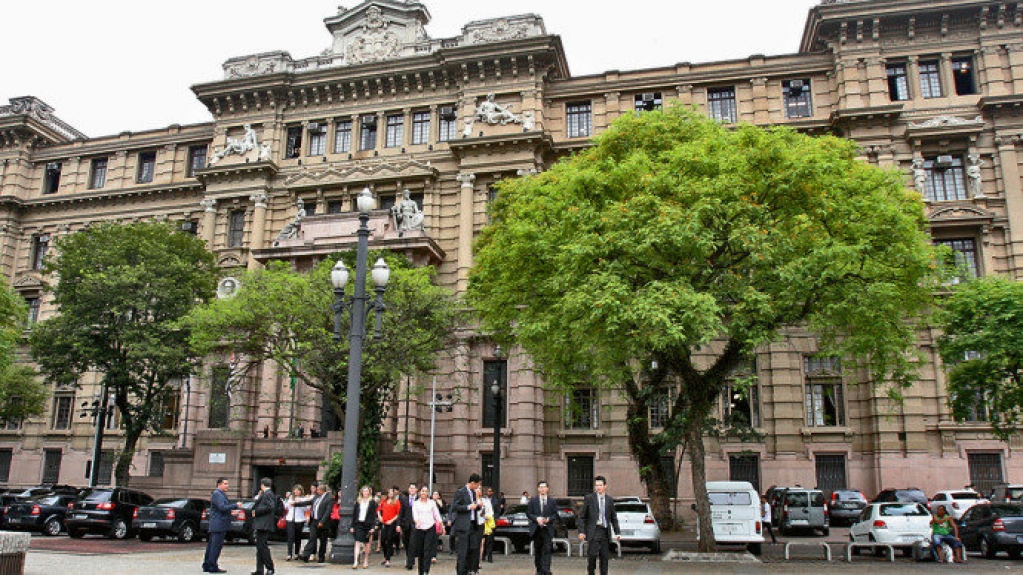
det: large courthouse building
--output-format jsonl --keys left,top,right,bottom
{"left": 1, "top": 0, "right": 1022, "bottom": 503}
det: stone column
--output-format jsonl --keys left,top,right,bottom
{"left": 750, "top": 77, "right": 770, "bottom": 124}
{"left": 906, "top": 56, "right": 920, "bottom": 100}
{"left": 977, "top": 47, "right": 1006, "bottom": 96}
{"left": 200, "top": 197, "right": 217, "bottom": 247}
{"left": 248, "top": 192, "right": 268, "bottom": 270}
{"left": 864, "top": 57, "right": 889, "bottom": 107}
{"left": 456, "top": 173, "right": 476, "bottom": 293}
{"left": 603, "top": 92, "right": 622, "bottom": 124}
{"left": 996, "top": 135, "right": 1023, "bottom": 276}
{"left": 939, "top": 52, "right": 955, "bottom": 97}
{"left": 1007, "top": 44, "right": 1023, "bottom": 93}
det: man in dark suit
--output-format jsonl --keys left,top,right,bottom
{"left": 451, "top": 473, "right": 483, "bottom": 575}
{"left": 400, "top": 482, "right": 417, "bottom": 569}
{"left": 298, "top": 483, "right": 332, "bottom": 563}
{"left": 527, "top": 481, "right": 560, "bottom": 575}
{"left": 578, "top": 476, "right": 621, "bottom": 575}
{"left": 202, "top": 477, "right": 234, "bottom": 573}
{"left": 251, "top": 477, "right": 277, "bottom": 575}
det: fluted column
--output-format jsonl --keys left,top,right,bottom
{"left": 456, "top": 173, "right": 476, "bottom": 293}
{"left": 996, "top": 135, "right": 1023, "bottom": 276}
{"left": 248, "top": 192, "right": 268, "bottom": 270}
{"left": 200, "top": 197, "right": 217, "bottom": 247}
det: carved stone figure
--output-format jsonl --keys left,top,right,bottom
{"left": 211, "top": 124, "right": 259, "bottom": 164}
{"left": 273, "top": 199, "right": 306, "bottom": 246}
{"left": 391, "top": 190, "right": 425, "bottom": 236}
{"left": 967, "top": 154, "right": 985, "bottom": 198}
{"left": 346, "top": 6, "right": 402, "bottom": 64}
{"left": 911, "top": 158, "right": 929, "bottom": 197}
{"left": 259, "top": 142, "right": 272, "bottom": 161}
{"left": 476, "top": 94, "right": 521, "bottom": 125}
{"left": 462, "top": 115, "right": 476, "bottom": 138}
{"left": 521, "top": 110, "right": 535, "bottom": 131}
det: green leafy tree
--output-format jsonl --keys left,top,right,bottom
{"left": 0, "top": 279, "right": 46, "bottom": 423}
{"left": 186, "top": 253, "right": 461, "bottom": 488}
{"left": 938, "top": 276, "right": 1023, "bottom": 437}
{"left": 30, "top": 222, "right": 218, "bottom": 486}
{"left": 468, "top": 108, "right": 938, "bottom": 548}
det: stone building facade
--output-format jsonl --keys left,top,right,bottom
{"left": 0, "top": 0, "right": 1021, "bottom": 504}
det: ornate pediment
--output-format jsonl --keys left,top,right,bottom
{"left": 324, "top": 2, "right": 431, "bottom": 65}
{"left": 928, "top": 204, "right": 995, "bottom": 224}
{"left": 462, "top": 15, "right": 545, "bottom": 45}
{"left": 283, "top": 159, "right": 438, "bottom": 190}
{"left": 12, "top": 273, "right": 44, "bottom": 291}
{"left": 906, "top": 114, "right": 986, "bottom": 139}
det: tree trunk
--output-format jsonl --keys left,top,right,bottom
{"left": 687, "top": 423, "right": 716, "bottom": 552}
{"left": 114, "top": 429, "right": 142, "bottom": 487}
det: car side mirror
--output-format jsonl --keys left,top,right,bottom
{"left": 690, "top": 503, "right": 697, "bottom": 511}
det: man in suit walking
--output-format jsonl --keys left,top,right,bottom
{"left": 400, "top": 482, "right": 418, "bottom": 569}
{"left": 527, "top": 481, "right": 560, "bottom": 575}
{"left": 251, "top": 477, "right": 277, "bottom": 575}
{"left": 202, "top": 477, "right": 234, "bottom": 573}
{"left": 578, "top": 476, "right": 620, "bottom": 575}
{"left": 451, "top": 473, "right": 483, "bottom": 575}
{"left": 298, "top": 483, "right": 333, "bottom": 563}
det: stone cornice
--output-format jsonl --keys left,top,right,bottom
{"left": 281, "top": 158, "right": 438, "bottom": 190}
{"left": 22, "top": 182, "right": 205, "bottom": 210}
{"left": 831, "top": 103, "right": 905, "bottom": 122}
{"left": 194, "top": 161, "right": 279, "bottom": 185}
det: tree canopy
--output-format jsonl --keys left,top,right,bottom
{"left": 30, "top": 222, "right": 218, "bottom": 485}
{"left": 938, "top": 276, "right": 1023, "bottom": 438}
{"left": 0, "top": 278, "right": 45, "bottom": 424}
{"left": 468, "top": 107, "right": 938, "bottom": 546}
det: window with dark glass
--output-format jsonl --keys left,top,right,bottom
{"left": 565, "top": 388, "right": 599, "bottom": 430}
{"left": 0, "top": 450, "right": 11, "bottom": 482}
{"left": 25, "top": 297, "right": 40, "bottom": 325}
{"left": 187, "top": 145, "right": 207, "bottom": 176}
{"left": 334, "top": 119, "right": 353, "bottom": 153}
{"left": 722, "top": 359, "right": 760, "bottom": 429}
{"left": 634, "top": 92, "right": 662, "bottom": 112}
{"left": 438, "top": 107, "right": 458, "bottom": 142}
{"left": 308, "top": 123, "right": 327, "bottom": 156}
{"left": 707, "top": 87, "right": 737, "bottom": 123}
{"left": 379, "top": 194, "right": 396, "bottom": 212}
{"left": 952, "top": 56, "right": 977, "bottom": 95}
{"left": 783, "top": 79, "right": 812, "bottom": 118}
{"left": 303, "top": 201, "right": 317, "bottom": 216}
{"left": 919, "top": 60, "right": 942, "bottom": 98}
{"left": 327, "top": 200, "right": 344, "bottom": 214}
{"left": 924, "top": 155, "right": 967, "bottom": 201}
{"left": 160, "top": 387, "right": 180, "bottom": 430}
{"left": 42, "top": 449, "right": 62, "bottom": 484}
{"left": 804, "top": 356, "right": 844, "bottom": 427}
{"left": 208, "top": 365, "right": 231, "bottom": 428}
{"left": 482, "top": 360, "right": 507, "bottom": 428}
{"left": 886, "top": 63, "right": 909, "bottom": 101}
{"left": 360, "top": 115, "right": 378, "bottom": 150}
{"left": 89, "top": 157, "right": 108, "bottom": 189}
{"left": 412, "top": 111, "right": 431, "bottom": 145}
{"left": 649, "top": 389, "right": 675, "bottom": 429}
{"left": 227, "top": 209, "right": 246, "bottom": 248}
{"left": 51, "top": 394, "right": 74, "bottom": 430}
{"left": 566, "top": 102, "right": 593, "bottom": 138}
{"left": 137, "top": 151, "right": 156, "bottom": 183}
{"left": 936, "top": 238, "right": 979, "bottom": 283}
{"left": 385, "top": 114, "right": 404, "bottom": 148}
{"left": 284, "top": 126, "right": 302, "bottom": 159}
{"left": 31, "top": 234, "right": 49, "bottom": 271}
{"left": 567, "top": 456, "right": 594, "bottom": 496}
{"left": 43, "top": 162, "right": 62, "bottom": 194}
{"left": 180, "top": 220, "right": 198, "bottom": 235}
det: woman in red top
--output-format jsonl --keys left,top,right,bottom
{"left": 377, "top": 486, "right": 403, "bottom": 567}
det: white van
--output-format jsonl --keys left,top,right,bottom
{"left": 700, "top": 481, "right": 765, "bottom": 555}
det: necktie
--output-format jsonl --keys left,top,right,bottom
{"left": 470, "top": 488, "right": 476, "bottom": 522}
{"left": 598, "top": 496, "right": 605, "bottom": 527}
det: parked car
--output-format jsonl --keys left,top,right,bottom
{"left": 763, "top": 486, "right": 789, "bottom": 526}
{"left": 614, "top": 500, "right": 661, "bottom": 553}
{"left": 849, "top": 502, "right": 931, "bottom": 555}
{"left": 134, "top": 497, "right": 208, "bottom": 542}
{"left": 492, "top": 503, "right": 567, "bottom": 553}
{"left": 872, "top": 488, "right": 928, "bottom": 505}
{"left": 701, "top": 481, "right": 764, "bottom": 556}
{"left": 553, "top": 498, "right": 577, "bottom": 530}
{"left": 66, "top": 487, "right": 154, "bottom": 539}
{"left": 928, "top": 489, "right": 987, "bottom": 520}
{"left": 4, "top": 493, "right": 78, "bottom": 535}
{"left": 200, "top": 498, "right": 256, "bottom": 544}
{"left": 828, "top": 490, "right": 868, "bottom": 526}
{"left": 959, "top": 503, "right": 1023, "bottom": 559}
{"left": 990, "top": 484, "right": 1023, "bottom": 504}
{"left": 774, "top": 488, "right": 828, "bottom": 536}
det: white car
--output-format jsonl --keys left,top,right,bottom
{"left": 614, "top": 500, "right": 661, "bottom": 553}
{"left": 928, "top": 490, "right": 987, "bottom": 519}
{"left": 849, "top": 502, "right": 932, "bottom": 551}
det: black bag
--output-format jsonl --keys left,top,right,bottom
{"left": 275, "top": 496, "right": 286, "bottom": 518}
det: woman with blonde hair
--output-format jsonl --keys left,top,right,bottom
{"left": 350, "top": 485, "right": 378, "bottom": 569}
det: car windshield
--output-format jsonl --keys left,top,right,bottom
{"left": 880, "top": 503, "right": 928, "bottom": 516}
{"left": 708, "top": 492, "right": 752, "bottom": 506}
{"left": 505, "top": 504, "right": 527, "bottom": 515}
{"left": 836, "top": 492, "right": 865, "bottom": 501}
{"left": 1008, "top": 488, "right": 1023, "bottom": 501}
{"left": 27, "top": 495, "right": 62, "bottom": 505}
{"left": 153, "top": 498, "right": 190, "bottom": 508}
{"left": 951, "top": 492, "right": 980, "bottom": 500}
{"left": 991, "top": 504, "right": 1023, "bottom": 517}
{"left": 81, "top": 490, "right": 113, "bottom": 503}
{"left": 616, "top": 503, "right": 649, "bottom": 513}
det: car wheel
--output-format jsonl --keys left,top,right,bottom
{"left": 822, "top": 528, "right": 830, "bottom": 537}
{"left": 110, "top": 518, "right": 129, "bottom": 540}
{"left": 981, "top": 536, "right": 997, "bottom": 559}
{"left": 68, "top": 528, "right": 86, "bottom": 539}
{"left": 178, "top": 522, "right": 196, "bottom": 543}
{"left": 138, "top": 532, "right": 153, "bottom": 542}
{"left": 747, "top": 543, "right": 762, "bottom": 556}
{"left": 42, "top": 518, "right": 62, "bottom": 536}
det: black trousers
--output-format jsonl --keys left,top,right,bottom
{"left": 286, "top": 520, "right": 304, "bottom": 556}
{"left": 302, "top": 521, "right": 328, "bottom": 560}
{"left": 255, "top": 529, "right": 274, "bottom": 575}
{"left": 410, "top": 527, "right": 438, "bottom": 575}
{"left": 382, "top": 522, "right": 400, "bottom": 560}
{"left": 587, "top": 526, "right": 612, "bottom": 575}
{"left": 482, "top": 532, "right": 494, "bottom": 562}
{"left": 403, "top": 523, "right": 415, "bottom": 566}
{"left": 455, "top": 525, "right": 481, "bottom": 575}
{"left": 532, "top": 528, "right": 553, "bottom": 575}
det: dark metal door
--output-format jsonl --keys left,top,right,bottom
{"left": 729, "top": 454, "right": 760, "bottom": 492}
{"left": 968, "top": 453, "right": 1003, "bottom": 496}
{"left": 815, "top": 454, "right": 846, "bottom": 493}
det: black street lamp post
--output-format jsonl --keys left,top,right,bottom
{"left": 490, "top": 379, "right": 502, "bottom": 495}
{"left": 330, "top": 187, "right": 390, "bottom": 565}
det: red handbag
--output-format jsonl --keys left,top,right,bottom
{"left": 276, "top": 516, "right": 287, "bottom": 530}
{"left": 435, "top": 521, "right": 444, "bottom": 535}
{"left": 331, "top": 501, "right": 341, "bottom": 521}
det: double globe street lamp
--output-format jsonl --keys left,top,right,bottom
{"left": 330, "top": 187, "right": 390, "bottom": 565}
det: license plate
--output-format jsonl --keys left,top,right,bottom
{"left": 143, "top": 523, "right": 156, "bottom": 529}
{"left": 719, "top": 524, "right": 744, "bottom": 534}
{"left": 619, "top": 529, "right": 634, "bottom": 537}
{"left": 790, "top": 519, "right": 809, "bottom": 526}
{"left": 75, "top": 514, "right": 87, "bottom": 520}
{"left": 513, "top": 519, "right": 528, "bottom": 526}
{"left": 9, "top": 518, "right": 20, "bottom": 523}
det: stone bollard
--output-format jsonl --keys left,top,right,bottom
{"left": 0, "top": 531, "right": 31, "bottom": 575}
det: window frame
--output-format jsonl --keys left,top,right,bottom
{"left": 50, "top": 393, "right": 74, "bottom": 430}
{"left": 385, "top": 114, "right": 404, "bottom": 148}
{"left": 187, "top": 145, "right": 207, "bottom": 177}
{"left": 438, "top": 107, "right": 458, "bottom": 142}
{"left": 886, "top": 62, "right": 910, "bottom": 101}
{"left": 42, "top": 161, "right": 62, "bottom": 194}
{"left": 89, "top": 157, "right": 108, "bottom": 189}
{"left": 136, "top": 151, "right": 156, "bottom": 184}
{"left": 565, "top": 388, "right": 599, "bottom": 430}
{"left": 566, "top": 101, "right": 593, "bottom": 138}
{"left": 936, "top": 237, "right": 980, "bottom": 283}
{"left": 566, "top": 455, "right": 595, "bottom": 497}
{"left": 919, "top": 60, "right": 942, "bottom": 99}
{"left": 924, "top": 155, "right": 968, "bottom": 201}
{"left": 308, "top": 124, "right": 327, "bottom": 156}
{"left": 804, "top": 356, "right": 845, "bottom": 427}
{"left": 707, "top": 86, "right": 738, "bottom": 123}
{"left": 334, "top": 119, "right": 353, "bottom": 153}
{"left": 31, "top": 234, "right": 50, "bottom": 272}
{"left": 285, "top": 126, "right": 303, "bottom": 159}
{"left": 360, "top": 115, "right": 378, "bottom": 151}
{"left": 783, "top": 79, "right": 813, "bottom": 119}
{"left": 227, "top": 209, "right": 246, "bottom": 248}
{"left": 411, "top": 111, "right": 431, "bottom": 145}
{"left": 952, "top": 56, "right": 978, "bottom": 96}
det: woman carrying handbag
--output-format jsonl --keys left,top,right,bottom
{"left": 410, "top": 485, "right": 444, "bottom": 575}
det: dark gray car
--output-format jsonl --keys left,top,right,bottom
{"left": 776, "top": 488, "right": 829, "bottom": 536}
{"left": 828, "top": 489, "right": 868, "bottom": 526}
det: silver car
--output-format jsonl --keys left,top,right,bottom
{"left": 614, "top": 501, "right": 661, "bottom": 553}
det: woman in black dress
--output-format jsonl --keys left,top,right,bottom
{"left": 350, "top": 485, "right": 378, "bottom": 569}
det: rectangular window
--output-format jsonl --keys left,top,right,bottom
{"left": 327, "top": 200, "right": 344, "bottom": 214}
{"left": 187, "top": 145, "right": 207, "bottom": 177}
{"left": 25, "top": 297, "right": 40, "bottom": 325}
{"left": 729, "top": 455, "right": 761, "bottom": 492}
{"left": 722, "top": 383, "right": 760, "bottom": 428}
{"left": 148, "top": 451, "right": 165, "bottom": 478}
{"left": 783, "top": 79, "right": 813, "bottom": 119}
{"left": 925, "top": 155, "right": 967, "bottom": 201}
{"left": 334, "top": 120, "right": 353, "bottom": 153}
{"left": 285, "top": 126, "right": 303, "bottom": 159}
{"left": 0, "top": 449, "right": 11, "bottom": 482}
{"left": 919, "top": 60, "right": 942, "bottom": 98}
{"left": 634, "top": 92, "right": 662, "bottom": 112}
{"left": 805, "top": 356, "right": 845, "bottom": 427}
{"left": 482, "top": 360, "right": 507, "bottom": 428}
{"left": 565, "top": 388, "right": 599, "bottom": 430}
{"left": 567, "top": 456, "right": 594, "bottom": 496}
{"left": 412, "top": 111, "right": 431, "bottom": 145}
{"left": 42, "top": 449, "right": 62, "bottom": 484}
{"left": 385, "top": 114, "right": 404, "bottom": 148}
{"left": 360, "top": 116, "right": 378, "bottom": 151}
{"left": 227, "top": 210, "right": 245, "bottom": 248}
{"left": 308, "top": 124, "right": 327, "bottom": 156}
{"left": 303, "top": 201, "right": 317, "bottom": 217}
{"left": 208, "top": 365, "right": 231, "bottom": 429}
{"left": 31, "top": 234, "right": 50, "bottom": 271}
{"left": 161, "top": 387, "right": 180, "bottom": 430}
{"left": 886, "top": 63, "right": 909, "bottom": 101}
{"left": 89, "top": 157, "right": 108, "bottom": 189}
{"left": 936, "top": 238, "right": 979, "bottom": 283}
{"left": 566, "top": 102, "right": 593, "bottom": 138}
{"left": 953, "top": 388, "right": 991, "bottom": 422}
{"left": 51, "top": 394, "right": 73, "bottom": 430}
{"left": 952, "top": 56, "right": 978, "bottom": 95}
{"left": 707, "top": 87, "right": 737, "bottom": 123}
{"left": 815, "top": 454, "right": 847, "bottom": 493}
{"left": 967, "top": 452, "right": 1004, "bottom": 496}
{"left": 96, "top": 450, "right": 114, "bottom": 486}
{"left": 137, "top": 151, "right": 156, "bottom": 183}
{"left": 42, "top": 162, "right": 62, "bottom": 194}
{"left": 438, "top": 107, "right": 458, "bottom": 142}
{"left": 649, "top": 389, "right": 675, "bottom": 429}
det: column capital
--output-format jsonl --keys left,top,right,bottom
{"left": 457, "top": 173, "right": 476, "bottom": 186}
{"left": 250, "top": 192, "right": 268, "bottom": 208}
{"left": 201, "top": 197, "right": 218, "bottom": 212}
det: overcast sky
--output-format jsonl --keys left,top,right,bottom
{"left": 3, "top": 0, "right": 820, "bottom": 137}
